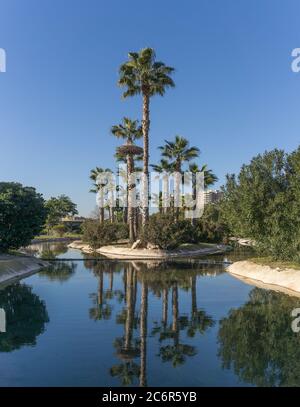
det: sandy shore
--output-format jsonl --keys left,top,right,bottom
{"left": 68, "top": 240, "right": 230, "bottom": 259}
{"left": 227, "top": 260, "right": 300, "bottom": 297}
{"left": 0, "top": 254, "right": 49, "bottom": 286}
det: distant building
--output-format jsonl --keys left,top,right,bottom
{"left": 204, "top": 189, "right": 223, "bottom": 204}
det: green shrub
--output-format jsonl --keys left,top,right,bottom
{"left": 82, "top": 220, "right": 128, "bottom": 249}
{"left": 0, "top": 182, "right": 47, "bottom": 252}
{"left": 52, "top": 224, "right": 68, "bottom": 237}
{"left": 221, "top": 147, "right": 300, "bottom": 261}
{"left": 141, "top": 213, "right": 195, "bottom": 250}
{"left": 193, "top": 204, "right": 229, "bottom": 243}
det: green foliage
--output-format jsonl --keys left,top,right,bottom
{"left": 52, "top": 224, "right": 68, "bottom": 237}
{"left": 0, "top": 182, "right": 47, "bottom": 252}
{"left": 141, "top": 213, "right": 195, "bottom": 249}
{"left": 221, "top": 147, "right": 300, "bottom": 261}
{"left": 118, "top": 48, "right": 175, "bottom": 98}
{"left": 193, "top": 204, "right": 229, "bottom": 243}
{"left": 45, "top": 195, "right": 77, "bottom": 229}
{"left": 82, "top": 220, "right": 129, "bottom": 249}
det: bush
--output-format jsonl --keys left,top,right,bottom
{"left": 141, "top": 213, "right": 196, "bottom": 250}
{"left": 82, "top": 220, "right": 128, "bottom": 249}
{"left": 221, "top": 147, "right": 300, "bottom": 261}
{"left": 52, "top": 224, "right": 68, "bottom": 237}
{"left": 193, "top": 204, "right": 229, "bottom": 243}
{"left": 0, "top": 182, "right": 47, "bottom": 252}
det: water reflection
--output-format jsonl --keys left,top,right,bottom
{"left": 0, "top": 283, "right": 49, "bottom": 352}
{"left": 84, "top": 260, "right": 218, "bottom": 386}
{"left": 218, "top": 288, "right": 300, "bottom": 387}
{"left": 39, "top": 262, "right": 77, "bottom": 282}
{"left": 2, "top": 243, "right": 300, "bottom": 387}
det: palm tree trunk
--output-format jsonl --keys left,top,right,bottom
{"left": 140, "top": 279, "right": 148, "bottom": 387}
{"left": 127, "top": 154, "right": 136, "bottom": 243}
{"left": 141, "top": 93, "right": 150, "bottom": 228}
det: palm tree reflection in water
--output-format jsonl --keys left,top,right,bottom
{"left": 86, "top": 260, "right": 218, "bottom": 386}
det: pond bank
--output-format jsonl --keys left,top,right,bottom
{"left": 68, "top": 240, "right": 230, "bottom": 259}
{"left": 227, "top": 260, "right": 300, "bottom": 298}
{"left": 0, "top": 254, "right": 48, "bottom": 286}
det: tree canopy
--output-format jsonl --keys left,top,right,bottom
{"left": 0, "top": 182, "right": 47, "bottom": 252}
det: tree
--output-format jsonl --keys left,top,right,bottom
{"left": 0, "top": 182, "right": 47, "bottom": 252}
{"left": 89, "top": 168, "right": 111, "bottom": 223}
{"left": 45, "top": 194, "right": 77, "bottom": 231}
{"left": 159, "top": 136, "right": 199, "bottom": 219}
{"left": 188, "top": 163, "right": 218, "bottom": 225}
{"left": 118, "top": 48, "right": 175, "bottom": 228}
{"left": 221, "top": 148, "right": 300, "bottom": 261}
{"left": 112, "top": 117, "right": 143, "bottom": 242}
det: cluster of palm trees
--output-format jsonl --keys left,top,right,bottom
{"left": 89, "top": 47, "right": 217, "bottom": 243}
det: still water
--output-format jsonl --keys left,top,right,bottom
{"left": 0, "top": 244, "right": 300, "bottom": 387}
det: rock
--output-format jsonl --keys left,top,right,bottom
{"left": 147, "top": 242, "right": 160, "bottom": 250}
{"left": 131, "top": 239, "right": 143, "bottom": 249}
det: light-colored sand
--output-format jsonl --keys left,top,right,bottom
{"left": 68, "top": 240, "right": 229, "bottom": 259}
{"left": 227, "top": 260, "right": 300, "bottom": 297}
{"left": 0, "top": 254, "right": 48, "bottom": 285}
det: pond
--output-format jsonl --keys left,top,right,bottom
{"left": 0, "top": 244, "right": 300, "bottom": 387}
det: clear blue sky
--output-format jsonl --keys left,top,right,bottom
{"left": 1, "top": 0, "right": 300, "bottom": 216}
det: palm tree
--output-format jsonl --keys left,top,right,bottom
{"left": 89, "top": 167, "right": 112, "bottom": 223}
{"left": 188, "top": 163, "right": 218, "bottom": 225}
{"left": 151, "top": 159, "right": 174, "bottom": 214}
{"left": 118, "top": 48, "right": 175, "bottom": 227}
{"left": 112, "top": 118, "right": 143, "bottom": 242}
{"left": 188, "top": 163, "right": 218, "bottom": 188}
{"left": 159, "top": 136, "right": 199, "bottom": 219}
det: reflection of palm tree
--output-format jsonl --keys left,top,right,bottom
{"left": 110, "top": 264, "right": 140, "bottom": 385}
{"left": 0, "top": 283, "right": 49, "bottom": 352}
{"left": 89, "top": 267, "right": 112, "bottom": 321}
{"left": 188, "top": 275, "right": 214, "bottom": 337}
{"left": 162, "top": 288, "right": 168, "bottom": 327}
{"left": 140, "top": 278, "right": 148, "bottom": 387}
{"left": 110, "top": 362, "right": 140, "bottom": 386}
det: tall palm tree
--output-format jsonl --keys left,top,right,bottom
{"left": 89, "top": 167, "right": 112, "bottom": 223}
{"left": 112, "top": 118, "right": 143, "bottom": 242}
{"left": 118, "top": 48, "right": 175, "bottom": 227}
{"left": 159, "top": 136, "right": 199, "bottom": 219}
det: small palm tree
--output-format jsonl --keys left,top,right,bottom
{"left": 89, "top": 167, "right": 112, "bottom": 223}
{"left": 188, "top": 163, "right": 218, "bottom": 225}
{"left": 118, "top": 48, "right": 175, "bottom": 227}
{"left": 151, "top": 159, "right": 174, "bottom": 214}
{"left": 159, "top": 136, "right": 199, "bottom": 219}
{"left": 188, "top": 163, "right": 218, "bottom": 188}
{"left": 159, "top": 136, "right": 199, "bottom": 173}
{"left": 111, "top": 118, "right": 143, "bottom": 242}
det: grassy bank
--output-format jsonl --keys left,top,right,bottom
{"left": 250, "top": 257, "right": 300, "bottom": 271}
